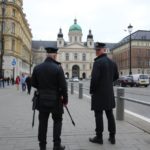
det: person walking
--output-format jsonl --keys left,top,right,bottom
{"left": 0, "top": 74, "right": 3, "bottom": 89}
{"left": 16, "top": 76, "right": 20, "bottom": 90}
{"left": 89, "top": 42, "right": 119, "bottom": 145}
{"left": 20, "top": 74, "right": 26, "bottom": 92}
{"left": 7, "top": 77, "right": 10, "bottom": 86}
{"left": 25, "top": 74, "right": 32, "bottom": 94}
{"left": 32, "top": 47, "right": 68, "bottom": 150}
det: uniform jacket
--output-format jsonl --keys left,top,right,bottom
{"left": 90, "top": 54, "right": 119, "bottom": 110}
{"left": 31, "top": 57, "right": 68, "bottom": 113}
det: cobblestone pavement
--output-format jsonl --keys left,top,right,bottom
{"left": 71, "top": 81, "right": 150, "bottom": 119}
{"left": 0, "top": 85, "right": 150, "bottom": 150}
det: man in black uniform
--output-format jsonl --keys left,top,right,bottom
{"left": 89, "top": 42, "right": 119, "bottom": 145}
{"left": 25, "top": 74, "right": 32, "bottom": 94}
{"left": 32, "top": 47, "right": 68, "bottom": 150}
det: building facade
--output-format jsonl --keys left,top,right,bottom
{"left": 0, "top": 0, "right": 33, "bottom": 78}
{"left": 111, "top": 30, "right": 150, "bottom": 76}
{"left": 32, "top": 18, "right": 113, "bottom": 79}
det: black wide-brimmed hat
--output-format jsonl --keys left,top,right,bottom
{"left": 45, "top": 47, "right": 58, "bottom": 54}
{"left": 95, "top": 42, "right": 105, "bottom": 50}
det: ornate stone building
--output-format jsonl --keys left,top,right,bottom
{"left": 0, "top": 0, "right": 33, "bottom": 78}
{"left": 32, "top": 18, "right": 113, "bottom": 79}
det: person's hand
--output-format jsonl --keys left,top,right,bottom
{"left": 91, "top": 93, "right": 93, "bottom": 96}
{"left": 63, "top": 103, "right": 67, "bottom": 107}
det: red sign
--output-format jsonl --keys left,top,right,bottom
{"left": 13, "top": 67, "right": 15, "bottom": 70}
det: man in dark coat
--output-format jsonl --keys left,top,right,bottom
{"left": 89, "top": 42, "right": 119, "bottom": 145}
{"left": 25, "top": 74, "right": 32, "bottom": 94}
{"left": 32, "top": 47, "right": 68, "bottom": 150}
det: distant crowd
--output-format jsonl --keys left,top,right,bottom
{"left": 0, "top": 74, "right": 32, "bottom": 94}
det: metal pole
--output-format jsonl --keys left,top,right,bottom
{"left": 129, "top": 33, "right": 132, "bottom": 75}
{"left": 79, "top": 82, "right": 83, "bottom": 99}
{"left": 71, "top": 82, "right": 74, "bottom": 94}
{"left": 116, "top": 87, "right": 125, "bottom": 120}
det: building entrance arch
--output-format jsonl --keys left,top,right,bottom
{"left": 72, "top": 65, "right": 79, "bottom": 78}
{"left": 82, "top": 72, "right": 86, "bottom": 79}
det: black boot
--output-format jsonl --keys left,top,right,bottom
{"left": 89, "top": 136, "right": 103, "bottom": 144}
{"left": 40, "top": 147, "right": 46, "bottom": 150}
{"left": 108, "top": 137, "right": 115, "bottom": 144}
{"left": 53, "top": 145, "right": 65, "bottom": 150}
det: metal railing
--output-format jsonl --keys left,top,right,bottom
{"left": 67, "top": 82, "right": 150, "bottom": 121}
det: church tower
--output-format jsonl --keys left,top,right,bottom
{"left": 87, "top": 29, "right": 94, "bottom": 48}
{"left": 57, "top": 28, "right": 64, "bottom": 47}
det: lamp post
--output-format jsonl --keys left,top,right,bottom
{"left": 0, "top": 2, "right": 7, "bottom": 77}
{"left": 128, "top": 24, "right": 133, "bottom": 75}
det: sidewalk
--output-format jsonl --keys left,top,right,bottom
{"left": 0, "top": 86, "right": 150, "bottom": 150}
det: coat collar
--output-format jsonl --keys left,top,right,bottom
{"left": 44, "top": 57, "right": 61, "bottom": 65}
{"left": 94, "top": 54, "right": 107, "bottom": 61}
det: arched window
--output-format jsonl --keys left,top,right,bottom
{"left": 66, "top": 53, "right": 69, "bottom": 61}
{"left": 12, "top": 23, "right": 15, "bottom": 33}
{"left": 75, "top": 36, "right": 77, "bottom": 41}
{"left": 1, "top": 22, "right": 5, "bottom": 33}
{"left": 82, "top": 53, "right": 86, "bottom": 61}
{"left": 74, "top": 53, "right": 77, "bottom": 60}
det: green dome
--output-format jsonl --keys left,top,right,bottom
{"left": 69, "top": 19, "right": 82, "bottom": 32}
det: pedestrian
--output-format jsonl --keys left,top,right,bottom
{"left": 16, "top": 76, "right": 20, "bottom": 90}
{"left": 11, "top": 76, "right": 14, "bottom": 85}
{"left": 25, "top": 74, "right": 32, "bottom": 94}
{"left": 20, "top": 74, "right": 26, "bottom": 92}
{"left": 89, "top": 42, "right": 119, "bottom": 145}
{"left": 7, "top": 77, "right": 10, "bottom": 86}
{"left": 32, "top": 47, "right": 68, "bottom": 150}
{"left": 0, "top": 74, "right": 3, "bottom": 89}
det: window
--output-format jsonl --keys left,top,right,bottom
{"left": 138, "top": 59, "right": 141, "bottom": 66}
{"left": 13, "top": 0, "right": 15, "bottom": 3}
{"left": 147, "top": 60, "right": 150, "bottom": 66}
{"left": 137, "top": 49, "right": 140, "bottom": 55}
{"left": 66, "top": 65, "right": 68, "bottom": 70}
{"left": 142, "top": 36, "right": 146, "bottom": 39}
{"left": 70, "top": 37, "right": 72, "bottom": 42}
{"left": 82, "top": 53, "right": 86, "bottom": 61}
{"left": 128, "top": 60, "right": 130, "bottom": 66}
{"left": 12, "top": 9, "right": 15, "bottom": 17}
{"left": 12, "top": 40, "right": 15, "bottom": 51}
{"left": 137, "top": 42, "right": 139, "bottom": 46}
{"left": 128, "top": 51, "right": 130, "bottom": 57}
{"left": 83, "top": 65, "right": 85, "bottom": 70}
{"left": 146, "top": 50, "right": 150, "bottom": 56}
{"left": 59, "top": 41, "right": 61, "bottom": 45}
{"left": 80, "top": 37, "right": 81, "bottom": 42}
{"left": 66, "top": 53, "right": 69, "bottom": 61}
{"left": 2, "top": 8, "right": 6, "bottom": 15}
{"left": 12, "top": 23, "right": 15, "bottom": 33}
{"left": 1, "top": 22, "right": 5, "bottom": 33}
{"left": 75, "top": 36, "right": 77, "bottom": 41}
{"left": 138, "top": 70, "right": 140, "bottom": 74}
{"left": 74, "top": 53, "right": 77, "bottom": 60}
{"left": 90, "top": 42, "right": 92, "bottom": 45}
{"left": 147, "top": 70, "right": 150, "bottom": 75}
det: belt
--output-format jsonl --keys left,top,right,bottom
{"left": 38, "top": 89, "right": 58, "bottom": 94}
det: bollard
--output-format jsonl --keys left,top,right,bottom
{"left": 79, "top": 82, "right": 83, "bottom": 99}
{"left": 116, "top": 87, "right": 125, "bottom": 120}
{"left": 71, "top": 82, "right": 74, "bottom": 94}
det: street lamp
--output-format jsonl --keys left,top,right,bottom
{"left": 128, "top": 24, "right": 133, "bottom": 75}
{"left": 0, "top": 2, "right": 7, "bottom": 77}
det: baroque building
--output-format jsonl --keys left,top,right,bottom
{"left": 32, "top": 18, "right": 113, "bottom": 79}
{"left": 0, "top": 0, "right": 33, "bottom": 78}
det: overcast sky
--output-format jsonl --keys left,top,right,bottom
{"left": 23, "top": 0, "right": 150, "bottom": 43}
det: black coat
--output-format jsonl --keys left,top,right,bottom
{"left": 90, "top": 54, "right": 119, "bottom": 111}
{"left": 32, "top": 57, "right": 68, "bottom": 113}
{"left": 25, "top": 77, "right": 31, "bottom": 87}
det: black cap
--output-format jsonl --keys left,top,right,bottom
{"left": 95, "top": 42, "right": 105, "bottom": 50}
{"left": 45, "top": 47, "right": 58, "bottom": 54}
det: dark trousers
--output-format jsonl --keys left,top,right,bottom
{"left": 95, "top": 110, "right": 116, "bottom": 138}
{"left": 27, "top": 85, "right": 31, "bottom": 94}
{"left": 38, "top": 111, "right": 63, "bottom": 148}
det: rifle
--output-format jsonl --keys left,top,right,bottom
{"left": 32, "top": 90, "right": 39, "bottom": 128}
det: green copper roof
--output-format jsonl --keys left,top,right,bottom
{"left": 69, "top": 19, "right": 82, "bottom": 32}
